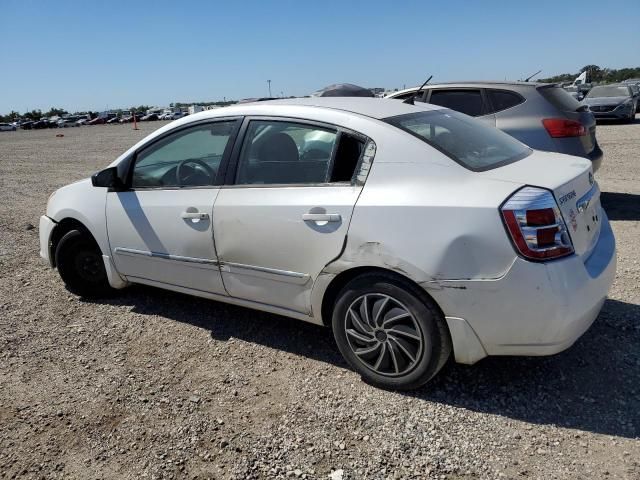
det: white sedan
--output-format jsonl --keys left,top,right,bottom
{"left": 39, "top": 98, "right": 616, "bottom": 389}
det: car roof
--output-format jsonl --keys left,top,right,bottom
{"left": 188, "top": 97, "right": 446, "bottom": 121}
{"left": 109, "top": 98, "right": 447, "bottom": 169}
{"left": 387, "top": 81, "right": 556, "bottom": 97}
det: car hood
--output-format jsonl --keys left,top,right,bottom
{"left": 583, "top": 96, "right": 629, "bottom": 106}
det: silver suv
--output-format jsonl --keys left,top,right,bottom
{"left": 386, "top": 82, "right": 603, "bottom": 172}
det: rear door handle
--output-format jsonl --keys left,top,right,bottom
{"left": 181, "top": 211, "right": 209, "bottom": 220}
{"left": 302, "top": 213, "right": 341, "bottom": 222}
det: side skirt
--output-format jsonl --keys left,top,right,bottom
{"left": 124, "top": 275, "right": 324, "bottom": 326}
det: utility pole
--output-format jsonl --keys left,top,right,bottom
{"left": 267, "top": 79, "right": 272, "bottom": 97}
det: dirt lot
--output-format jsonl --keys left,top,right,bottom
{"left": 0, "top": 118, "right": 638, "bottom": 480}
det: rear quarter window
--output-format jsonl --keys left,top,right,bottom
{"left": 487, "top": 89, "right": 524, "bottom": 113}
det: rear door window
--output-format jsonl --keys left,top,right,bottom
{"left": 234, "top": 120, "right": 366, "bottom": 185}
{"left": 487, "top": 89, "right": 524, "bottom": 113}
{"left": 428, "top": 89, "right": 484, "bottom": 116}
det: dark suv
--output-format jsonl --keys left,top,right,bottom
{"left": 386, "top": 82, "right": 603, "bottom": 172}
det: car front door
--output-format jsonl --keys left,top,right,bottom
{"left": 106, "top": 119, "right": 240, "bottom": 294}
{"left": 427, "top": 88, "right": 496, "bottom": 126}
{"left": 212, "top": 118, "right": 373, "bottom": 314}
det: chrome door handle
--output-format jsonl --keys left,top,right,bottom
{"left": 181, "top": 211, "right": 209, "bottom": 220}
{"left": 302, "top": 213, "right": 341, "bottom": 222}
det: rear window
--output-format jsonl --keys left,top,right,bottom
{"left": 538, "top": 86, "right": 582, "bottom": 112}
{"left": 384, "top": 110, "right": 531, "bottom": 171}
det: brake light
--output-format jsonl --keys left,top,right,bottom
{"left": 501, "top": 186, "right": 574, "bottom": 261}
{"left": 542, "top": 118, "right": 586, "bottom": 138}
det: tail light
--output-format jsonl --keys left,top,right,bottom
{"left": 542, "top": 118, "right": 586, "bottom": 138}
{"left": 501, "top": 186, "right": 574, "bottom": 261}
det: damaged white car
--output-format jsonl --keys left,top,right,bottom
{"left": 39, "top": 98, "right": 616, "bottom": 389}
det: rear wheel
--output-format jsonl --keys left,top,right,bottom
{"left": 331, "top": 273, "right": 451, "bottom": 390}
{"left": 55, "top": 229, "right": 113, "bottom": 297}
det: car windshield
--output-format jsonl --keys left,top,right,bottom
{"left": 586, "top": 86, "right": 630, "bottom": 98}
{"left": 384, "top": 109, "right": 531, "bottom": 171}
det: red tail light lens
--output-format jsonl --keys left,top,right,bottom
{"left": 542, "top": 118, "right": 586, "bottom": 138}
{"left": 501, "top": 186, "right": 574, "bottom": 261}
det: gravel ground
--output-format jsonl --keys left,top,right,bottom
{"left": 0, "top": 118, "right": 638, "bottom": 480}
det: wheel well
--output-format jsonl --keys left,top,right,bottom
{"left": 319, "top": 266, "right": 445, "bottom": 327}
{"left": 49, "top": 218, "right": 96, "bottom": 267}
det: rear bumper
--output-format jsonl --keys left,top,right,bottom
{"left": 593, "top": 113, "right": 627, "bottom": 120}
{"left": 39, "top": 215, "right": 56, "bottom": 267}
{"left": 429, "top": 213, "right": 616, "bottom": 363}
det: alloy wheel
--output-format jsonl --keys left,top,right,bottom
{"left": 344, "top": 293, "right": 424, "bottom": 377}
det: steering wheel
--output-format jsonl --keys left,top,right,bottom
{"left": 176, "top": 158, "right": 216, "bottom": 186}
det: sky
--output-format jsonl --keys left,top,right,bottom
{"left": 1, "top": 0, "right": 639, "bottom": 113}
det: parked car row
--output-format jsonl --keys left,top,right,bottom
{"left": 7, "top": 111, "right": 190, "bottom": 130}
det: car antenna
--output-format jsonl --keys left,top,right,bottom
{"left": 403, "top": 75, "right": 433, "bottom": 105}
{"left": 524, "top": 69, "right": 542, "bottom": 82}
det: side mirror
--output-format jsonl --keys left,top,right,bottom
{"left": 91, "top": 166, "right": 124, "bottom": 189}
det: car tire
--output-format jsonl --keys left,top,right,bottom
{"left": 331, "top": 272, "right": 451, "bottom": 390}
{"left": 625, "top": 111, "right": 634, "bottom": 124}
{"left": 55, "top": 229, "right": 113, "bottom": 297}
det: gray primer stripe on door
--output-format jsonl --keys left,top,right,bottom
{"left": 220, "top": 261, "right": 310, "bottom": 285}
{"left": 114, "top": 247, "right": 219, "bottom": 266}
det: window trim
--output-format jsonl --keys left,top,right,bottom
{"left": 223, "top": 116, "right": 371, "bottom": 188}
{"left": 123, "top": 117, "right": 243, "bottom": 191}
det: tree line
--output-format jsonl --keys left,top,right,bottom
{"left": 538, "top": 65, "right": 640, "bottom": 84}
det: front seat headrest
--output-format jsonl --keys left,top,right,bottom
{"left": 258, "top": 133, "right": 299, "bottom": 163}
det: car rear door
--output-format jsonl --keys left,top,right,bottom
{"left": 106, "top": 119, "right": 241, "bottom": 294}
{"left": 212, "top": 117, "right": 374, "bottom": 314}
{"left": 427, "top": 88, "right": 496, "bottom": 126}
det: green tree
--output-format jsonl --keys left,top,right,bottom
{"left": 44, "top": 107, "right": 68, "bottom": 117}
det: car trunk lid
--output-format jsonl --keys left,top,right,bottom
{"left": 480, "top": 150, "right": 601, "bottom": 257}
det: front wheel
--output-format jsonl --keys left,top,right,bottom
{"left": 332, "top": 273, "right": 451, "bottom": 390}
{"left": 55, "top": 229, "right": 113, "bottom": 297}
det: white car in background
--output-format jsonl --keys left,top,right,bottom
{"left": 39, "top": 98, "right": 616, "bottom": 389}
{"left": 75, "top": 115, "right": 90, "bottom": 126}
{"left": 57, "top": 117, "right": 80, "bottom": 128}
{"left": 0, "top": 122, "right": 17, "bottom": 131}
{"left": 160, "top": 111, "right": 185, "bottom": 120}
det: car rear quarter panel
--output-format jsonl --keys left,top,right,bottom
{"left": 324, "top": 139, "right": 521, "bottom": 286}
{"left": 494, "top": 89, "right": 560, "bottom": 152}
